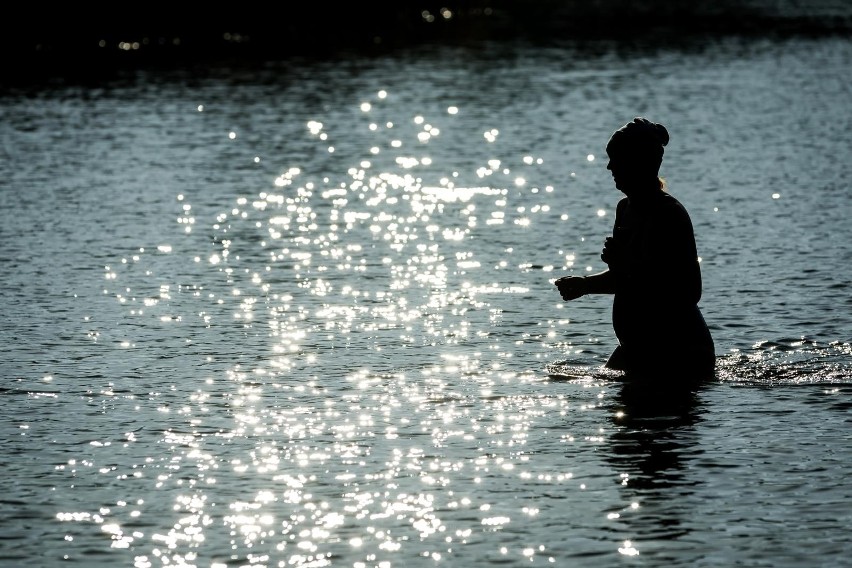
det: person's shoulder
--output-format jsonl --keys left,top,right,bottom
{"left": 658, "top": 193, "right": 696, "bottom": 230}
{"left": 661, "top": 193, "right": 690, "bottom": 216}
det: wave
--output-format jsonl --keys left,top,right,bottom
{"left": 716, "top": 338, "right": 852, "bottom": 385}
{"left": 547, "top": 339, "right": 852, "bottom": 386}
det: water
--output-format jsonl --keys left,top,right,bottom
{"left": 1, "top": 33, "right": 851, "bottom": 567}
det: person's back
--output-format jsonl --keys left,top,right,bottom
{"left": 608, "top": 191, "right": 714, "bottom": 379}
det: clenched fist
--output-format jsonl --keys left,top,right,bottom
{"left": 554, "top": 275, "right": 586, "bottom": 301}
{"left": 600, "top": 236, "right": 624, "bottom": 267}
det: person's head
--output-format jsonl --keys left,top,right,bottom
{"left": 605, "top": 117, "right": 669, "bottom": 196}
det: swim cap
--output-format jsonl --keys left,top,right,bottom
{"left": 608, "top": 117, "right": 669, "bottom": 167}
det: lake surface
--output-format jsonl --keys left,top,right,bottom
{"left": 1, "top": 32, "right": 851, "bottom": 567}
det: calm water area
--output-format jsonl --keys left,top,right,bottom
{"left": 2, "top": 32, "right": 851, "bottom": 567}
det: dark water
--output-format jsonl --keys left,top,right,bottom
{"left": 1, "top": 32, "right": 851, "bottom": 567}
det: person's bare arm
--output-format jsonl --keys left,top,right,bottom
{"left": 554, "top": 270, "right": 616, "bottom": 301}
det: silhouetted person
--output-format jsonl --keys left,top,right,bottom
{"left": 555, "top": 117, "right": 715, "bottom": 381}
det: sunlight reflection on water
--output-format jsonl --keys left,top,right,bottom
{"left": 79, "top": 88, "right": 615, "bottom": 567}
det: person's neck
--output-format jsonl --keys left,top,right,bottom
{"left": 626, "top": 179, "right": 664, "bottom": 205}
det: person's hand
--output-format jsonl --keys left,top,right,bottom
{"left": 555, "top": 275, "right": 586, "bottom": 301}
{"left": 600, "top": 236, "right": 622, "bottom": 267}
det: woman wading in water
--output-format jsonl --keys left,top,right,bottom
{"left": 555, "top": 117, "right": 715, "bottom": 380}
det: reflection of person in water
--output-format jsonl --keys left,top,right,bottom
{"left": 555, "top": 117, "right": 715, "bottom": 380}
{"left": 608, "top": 383, "right": 703, "bottom": 489}
{"left": 603, "top": 381, "right": 704, "bottom": 546}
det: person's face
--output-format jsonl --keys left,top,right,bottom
{"left": 605, "top": 139, "right": 656, "bottom": 196}
{"left": 605, "top": 144, "right": 638, "bottom": 194}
